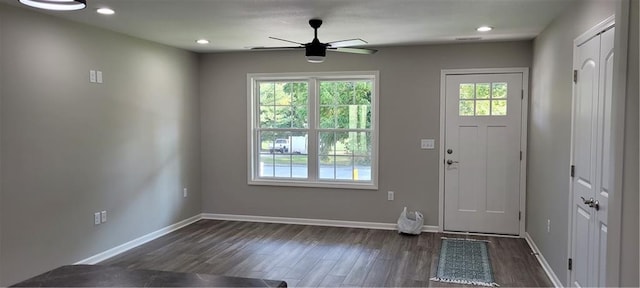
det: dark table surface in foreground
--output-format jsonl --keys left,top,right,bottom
{"left": 12, "top": 264, "right": 287, "bottom": 287}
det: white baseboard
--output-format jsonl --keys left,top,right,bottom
{"left": 75, "top": 214, "right": 202, "bottom": 265}
{"left": 201, "top": 213, "right": 440, "bottom": 233}
{"left": 524, "top": 232, "right": 564, "bottom": 288}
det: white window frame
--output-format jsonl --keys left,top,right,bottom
{"left": 247, "top": 71, "right": 379, "bottom": 190}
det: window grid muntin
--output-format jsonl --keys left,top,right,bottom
{"left": 255, "top": 80, "right": 310, "bottom": 180}
{"left": 250, "top": 73, "right": 377, "bottom": 187}
{"left": 316, "top": 79, "right": 373, "bottom": 183}
{"left": 458, "top": 82, "right": 508, "bottom": 116}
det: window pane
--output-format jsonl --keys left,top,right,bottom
{"left": 354, "top": 81, "right": 373, "bottom": 105}
{"left": 259, "top": 105, "right": 276, "bottom": 128}
{"left": 319, "top": 106, "right": 335, "bottom": 129}
{"left": 274, "top": 106, "right": 292, "bottom": 128}
{"left": 460, "top": 83, "right": 475, "bottom": 99}
{"left": 459, "top": 100, "right": 475, "bottom": 116}
{"left": 354, "top": 157, "right": 372, "bottom": 181}
{"left": 334, "top": 156, "right": 354, "bottom": 180}
{"left": 334, "top": 132, "right": 351, "bottom": 155}
{"left": 351, "top": 132, "right": 372, "bottom": 157}
{"left": 251, "top": 74, "right": 376, "bottom": 186}
{"left": 335, "top": 106, "right": 350, "bottom": 129}
{"left": 259, "top": 82, "right": 276, "bottom": 105}
{"left": 319, "top": 132, "right": 337, "bottom": 156}
{"left": 476, "top": 83, "right": 490, "bottom": 99}
{"left": 319, "top": 82, "right": 337, "bottom": 105}
{"left": 492, "top": 100, "right": 507, "bottom": 116}
{"left": 287, "top": 82, "right": 308, "bottom": 105}
{"left": 259, "top": 81, "right": 308, "bottom": 129}
{"left": 258, "top": 153, "right": 275, "bottom": 177}
{"left": 292, "top": 105, "right": 308, "bottom": 128}
{"left": 319, "top": 156, "right": 335, "bottom": 179}
{"left": 258, "top": 132, "right": 308, "bottom": 179}
{"left": 274, "top": 155, "right": 292, "bottom": 178}
{"left": 356, "top": 105, "right": 371, "bottom": 129}
{"left": 476, "top": 100, "right": 490, "bottom": 116}
{"left": 492, "top": 83, "right": 507, "bottom": 99}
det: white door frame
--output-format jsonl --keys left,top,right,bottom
{"left": 438, "top": 67, "right": 529, "bottom": 237}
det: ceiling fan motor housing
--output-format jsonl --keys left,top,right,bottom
{"left": 305, "top": 43, "right": 327, "bottom": 57}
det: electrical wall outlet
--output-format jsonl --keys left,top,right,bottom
{"left": 101, "top": 211, "right": 107, "bottom": 223}
{"left": 94, "top": 212, "right": 101, "bottom": 225}
{"left": 183, "top": 188, "right": 188, "bottom": 198}
{"left": 89, "top": 70, "right": 97, "bottom": 83}
{"left": 388, "top": 191, "right": 394, "bottom": 201}
{"left": 547, "top": 219, "right": 551, "bottom": 233}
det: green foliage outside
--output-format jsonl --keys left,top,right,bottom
{"left": 258, "top": 80, "right": 373, "bottom": 164}
{"left": 458, "top": 82, "right": 508, "bottom": 116}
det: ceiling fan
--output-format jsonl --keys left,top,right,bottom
{"left": 251, "top": 19, "right": 378, "bottom": 63}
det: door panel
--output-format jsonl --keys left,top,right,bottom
{"left": 573, "top": 206, "right": 592, "bottom": 288}
{"left": 444, "top": 73, "right": 522, "bottom": 235}
{"left": 569, "top": 25, "right": 614, "bottom": 287}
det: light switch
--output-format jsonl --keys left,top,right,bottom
{"left": 96, "top": 71, "right": 103, "bottom": 83}
{"left": 89, "top": 70, "right": 96, "bottom": 83}
{"left": 421, "top": 139, "right": 435, "bottom": 150}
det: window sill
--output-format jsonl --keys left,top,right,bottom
{"left": 248, "top": 179, "right": 378, "bottom": 190}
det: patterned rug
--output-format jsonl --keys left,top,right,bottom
{"left": 430, "top": 238, "right": 499, "bottom": 287}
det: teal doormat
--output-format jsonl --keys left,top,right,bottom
{"left": 430, "top": 238, "right": 499, "bottom": 287}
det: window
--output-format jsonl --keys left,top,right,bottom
{"left": 248, "top": 72, "right": 379, "bottom": 189}
{"left": 459, "top": 82, "right": 508, "bottom": 116}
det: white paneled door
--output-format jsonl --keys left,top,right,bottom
{"left": 444, "top": 73, "right": 524, "bottom": 235}
{"left": 569, "top": 24, "right": 614, "bottom": 288}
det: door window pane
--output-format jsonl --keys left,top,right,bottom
{"left": 476, "top": 83, "right": 490, "bottom": 99}
{"left": 492, "top": 100, "right": 507, "bottom": 116}
{"left": 459, "top": 100, "right": 475, "bottom": 116}
{"left": 476, "top": 100, "right": 491, "bottom": 116}
{"left": 459, "top": 82, "right": 508, "bottom": 116}
{"left": 492, "top": 83, "right": 507, "bottom": 99}
{"left": 460, "top": 84, "right": 475, "bottom": 99}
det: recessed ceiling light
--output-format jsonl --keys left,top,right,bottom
{"left": 97, "top": 8, "right": 115, "bottom": 15}
{"left": 19, "top": 0, "right": 86, "bottom": 11}
{"left": 196, "top": 39, "right": 210, "bottom": 45}
{"left": 477, "top": 26, "right": 493, "bottom": 32}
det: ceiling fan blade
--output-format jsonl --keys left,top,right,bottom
{"left": 328, "top": 38, "right": 367, "bottom": 48}
{"left": 331, "top": 47, "right": 378, "bottom": 54}
{"left": 269, "top": 37, "right": 305, "bottom": 46}
{"left": 250, "top": 46, "right": 303, "bottom": 51}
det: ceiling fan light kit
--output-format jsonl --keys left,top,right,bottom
{"left": 252, "top": 18, "right": 377, "bottom": 63}
{"left": 19, "top": 0, "right": 87, "bottom": 11}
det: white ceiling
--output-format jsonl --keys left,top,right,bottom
{"left": 1, "top": 0, "right": 576, "bottom": 53}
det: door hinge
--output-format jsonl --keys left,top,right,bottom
{"left": 568, "top": 258, "right": 573, "bottom": 270}
{"left": 521, "top": 89, "right": 524, "bottom": 99}
{"left": 571, "top": 165, "right": 575, "bottom": 177}
{"left": 573, "top": 70, "right": 578, "bottom": 83}
{"left": 520, "top": 151, "right": 523, "bottom": 161}
{"left": 519, "top": 211, "right": 521, "bottom": 220}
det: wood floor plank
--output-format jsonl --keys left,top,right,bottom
{"left": 100, "top": 220, "right": 553, "bottom": 287}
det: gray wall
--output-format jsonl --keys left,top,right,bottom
{"left": 200, "top": 42, "right": 532, "bottom": 225}
{"left": 528, "top": 0, "right": 628, "bottom": 285}
{"left": 619, "top": 0, "right": 639, "bottom": 285}
{"left": 0, "top": 4, "right": 201, "bottom": 285}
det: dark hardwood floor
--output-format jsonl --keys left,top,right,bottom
{"left": 100, "top": 220, "right": 553, "bottom": 287}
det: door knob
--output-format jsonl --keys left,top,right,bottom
{"left": 580, "top": 197, "right": 600, "bottom": 211}
{"left": 591, "top": 200, "right": 600, "bottom": 211}
{"left": 580, "top": 196, "right": 593, "bottom": 205}
{"left": 446, "top": 159, "right": 459, "bottom": 165}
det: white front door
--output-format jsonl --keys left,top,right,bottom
{"left": 443, "top": 73, "right": 524, "bottom": 235}
{"left": 569, "top": 24, "right": 614, "bottom": 288}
